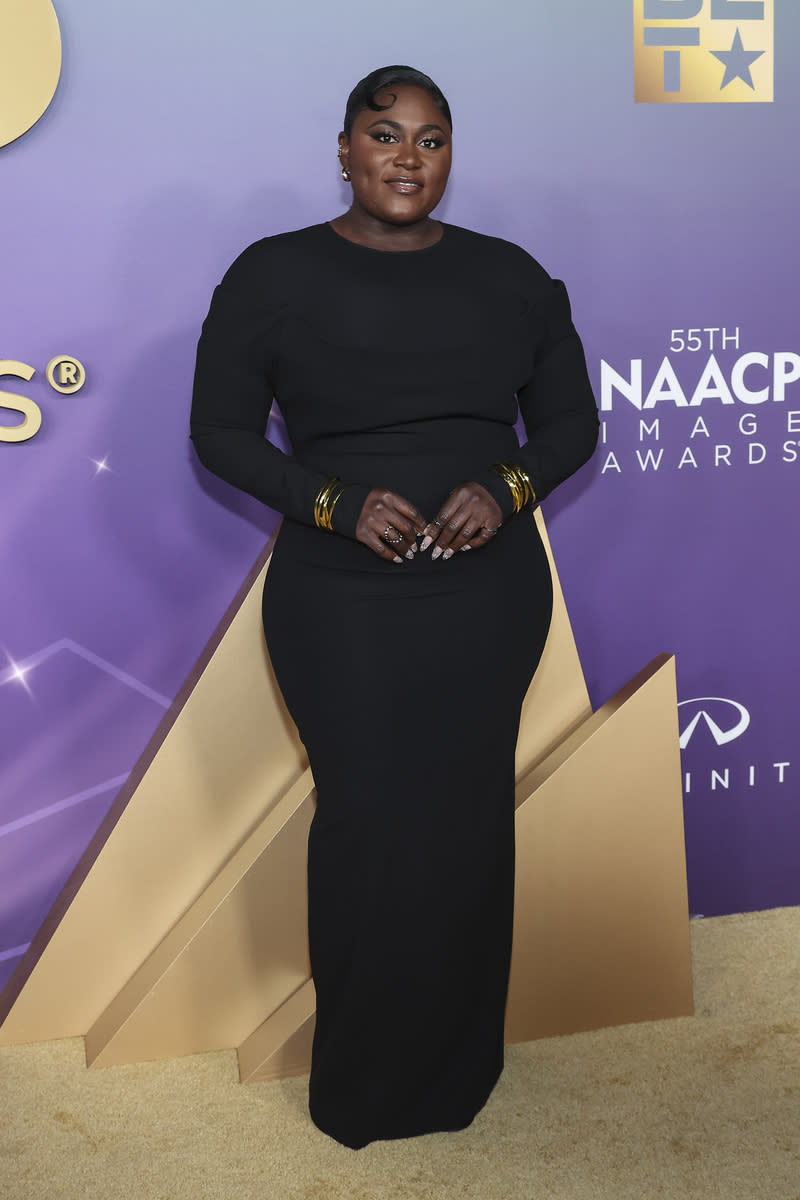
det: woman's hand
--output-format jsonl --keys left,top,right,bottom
{"left": 355, "top": 488, "right": 428, "bottom": 562}
{"left": 419, "top": 483, "right": 503, "bottom": 560}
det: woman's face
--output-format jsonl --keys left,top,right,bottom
{"left": 339, "top": 85, "right": 452, "bottom": 227}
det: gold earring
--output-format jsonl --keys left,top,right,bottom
{"left": 341, "top": 166, "right": 351, "bottom": 182}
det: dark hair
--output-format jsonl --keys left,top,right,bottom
{"left": 343, "top": 65, "right": 452, "bottom": 138}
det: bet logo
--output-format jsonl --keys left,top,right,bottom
{"left": 634, "top": 0, "right": 773, "bottom": 104}
{"left": 0, "top": 0, "right": 62, "bottom": 148}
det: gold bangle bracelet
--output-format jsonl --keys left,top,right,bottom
{"left": 324, "top": 482, "right": 347, "bottom": 530}
{"left": 314, "top": 477, "right": 340, "bottom": 528}
{"left": 490, "top": 462, "right": 536, "bottom": 513}
{"left": 314, "top": 476, "right": 349, "bottom": 532}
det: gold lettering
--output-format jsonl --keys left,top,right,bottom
{"left": 46, "top": 355, "right": 85, "bottom": 394}
{"left": 0, "top": 361, "right": 42, "bottom": 443}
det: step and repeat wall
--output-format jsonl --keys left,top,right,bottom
{"left": 1, "top": 0, "right": 797, "bottom": 993}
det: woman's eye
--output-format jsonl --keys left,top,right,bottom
{"left": 373, "top": 131, "right": 397, "bottom": 144}
{"left": 420, "top": 137, "right": 443, "bottom": 149}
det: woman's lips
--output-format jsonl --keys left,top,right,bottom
{"left": 385, "top": 179, "right": 422, "bottom": 194}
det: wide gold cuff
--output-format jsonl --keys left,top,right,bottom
{"left": 313, "top": 476, "right": 349, "bottom": 532}
{"left": 490, "top": 462, "right": 536, "bottom": 514}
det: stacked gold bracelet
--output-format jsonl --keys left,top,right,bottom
{"left": 490, "top": 462, "right": 536, "bottom": 513}
{"left": 313, "top": 476, "right": 349, "bottom": 531}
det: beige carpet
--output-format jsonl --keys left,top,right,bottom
{"left": 2, "top": 907, "right": 799, "bottom": 1199}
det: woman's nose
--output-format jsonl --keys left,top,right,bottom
{"left": 393, "top": 140, "right": 421, "bottom": 169}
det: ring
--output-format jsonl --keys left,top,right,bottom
{"left": 483, "top": 526, "right": 500, "bottom": 535}
{"left": 382, "top": 525, "right": 403, "bottom": 544}
{"left": 432, "top": 519, "right": 443, "bottom": 528}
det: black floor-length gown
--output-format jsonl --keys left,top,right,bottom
{"left": 191, "top": 221, "right": 598, "bottom": 1149}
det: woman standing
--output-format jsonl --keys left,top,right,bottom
{"left": 191, "top": 65, "right": 598, "bottom": 1149}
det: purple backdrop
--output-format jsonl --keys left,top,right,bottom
{"left": 1, "top": 0, "right": 797, "bottom": 994}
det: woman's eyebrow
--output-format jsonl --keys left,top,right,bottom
{"left": 365, "top": 118, "right": 449, "bottom": 135}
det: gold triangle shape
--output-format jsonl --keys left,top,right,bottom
{"left": 0, "top": 513, "right": 691, "bottom": 1075}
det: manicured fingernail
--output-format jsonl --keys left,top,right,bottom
{"left": 393, "top": 556, "right": 403, "bottom": 564}
{"left": 442, "top": 548, "right": 454, "bottom": 561}
{"left": 420, "top": 536, "right": 433, "bottom": 552}
{"left": 405, "top": 549, "right": 415, "bottom": 560}
{"left": 461, "top": 545, "right": 472, "bottom": 552}
{"left": 431, "top": 547, "right": 442, "bottom": 561}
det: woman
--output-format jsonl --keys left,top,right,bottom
{"left": 191, "top": 65, "right": 598, "bottom": 1149}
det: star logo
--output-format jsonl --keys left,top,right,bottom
{"left": 710, "top": 27, "right": 765, "bottom": 90}
{"left": 634, "top": 1, "right": 773, "bottom": 104}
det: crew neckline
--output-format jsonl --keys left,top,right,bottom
{"left": 323, "top": 221, "right": 448, "bottom": 255}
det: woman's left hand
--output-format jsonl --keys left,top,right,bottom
{"left": 419, "top": 482, "right": 503, "bottom": 560}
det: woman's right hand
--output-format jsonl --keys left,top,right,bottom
{"left": 355, "top": 489, "right": 427, "bottom": 562}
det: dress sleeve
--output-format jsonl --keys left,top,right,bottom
{"left": 474, "top": 278, "right": 599, "bottom": 519}
{"left": 190, "top": 247, "right": 365, "bottom": 530}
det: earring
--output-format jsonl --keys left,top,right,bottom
{"left": 341, "top": 166, "right": 351, "bottom": 182}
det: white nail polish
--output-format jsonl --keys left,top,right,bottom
{"left": 461, "top": 545, "right": 472, "bottom": 552}
{"left": 431, "top": 547, "right": 442, "bottom": 561}
{"left": 406, "top": 549, "right": 415, "bottom": 560}
{"left": 443, "top": 548, "right": 454, "bottom": 561}
{"left": 420, "top": 536, "right": 432, "bottom": 552}
{"left": 393, "top": 556, "right": 403, "bottom": 564}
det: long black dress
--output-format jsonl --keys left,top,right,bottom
{"left": 191, "top": 221, "right": 598, "bottom": 1149}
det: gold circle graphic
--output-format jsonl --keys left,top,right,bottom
{"left": 0, "top": 0, "right": 62, "bottom": 149}
{"left": 46, "top": 356, "right": 86, "bottom": 394}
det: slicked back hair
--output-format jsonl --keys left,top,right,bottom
{"left": 343, "top": 65, "right": 452, "bottom": 138}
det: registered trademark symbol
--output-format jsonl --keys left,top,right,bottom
{"left": 46, "top": 356, "right": 86, "bottom": 395}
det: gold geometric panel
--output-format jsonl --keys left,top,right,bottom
{"left": 238, "top": 979, "right": 316, "bottom": 1084}
{"left": 505, "top": 652, "right": 693, "bottom": 1042}
{"left": 0, "top": 511, "right": 589, "bottom": 1049}
{"left": 516, "top": 509, "right": 592, "bottom": 768}
{"left": 85, "top": 773, "right": 315, "bottom": 1068}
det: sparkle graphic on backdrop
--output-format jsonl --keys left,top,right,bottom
{"left": 0, "top": 639, "right": 171, "bottom": 984}
{"left": 0, "top": 638, "right": 171, "bottom": 705}
{"left": 634, "top": 0, "right": 773, "bottom": 103}
{"left": 2, "top": 654, "right": 33, "bottom": 696}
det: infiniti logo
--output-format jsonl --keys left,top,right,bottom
{"left": 678, "top": 698, "right": 751, "bottom": 750}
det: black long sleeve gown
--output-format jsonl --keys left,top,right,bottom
{"left": 191, "top": 221, "right": 598, "bottom": 1149}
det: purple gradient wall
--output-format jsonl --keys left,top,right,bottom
{"left": 2, "top": 1, "right": 798, "bottom": 993}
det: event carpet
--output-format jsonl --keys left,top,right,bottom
{"left": 2, "top": 907, "right": 799, "bottom": 1199}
